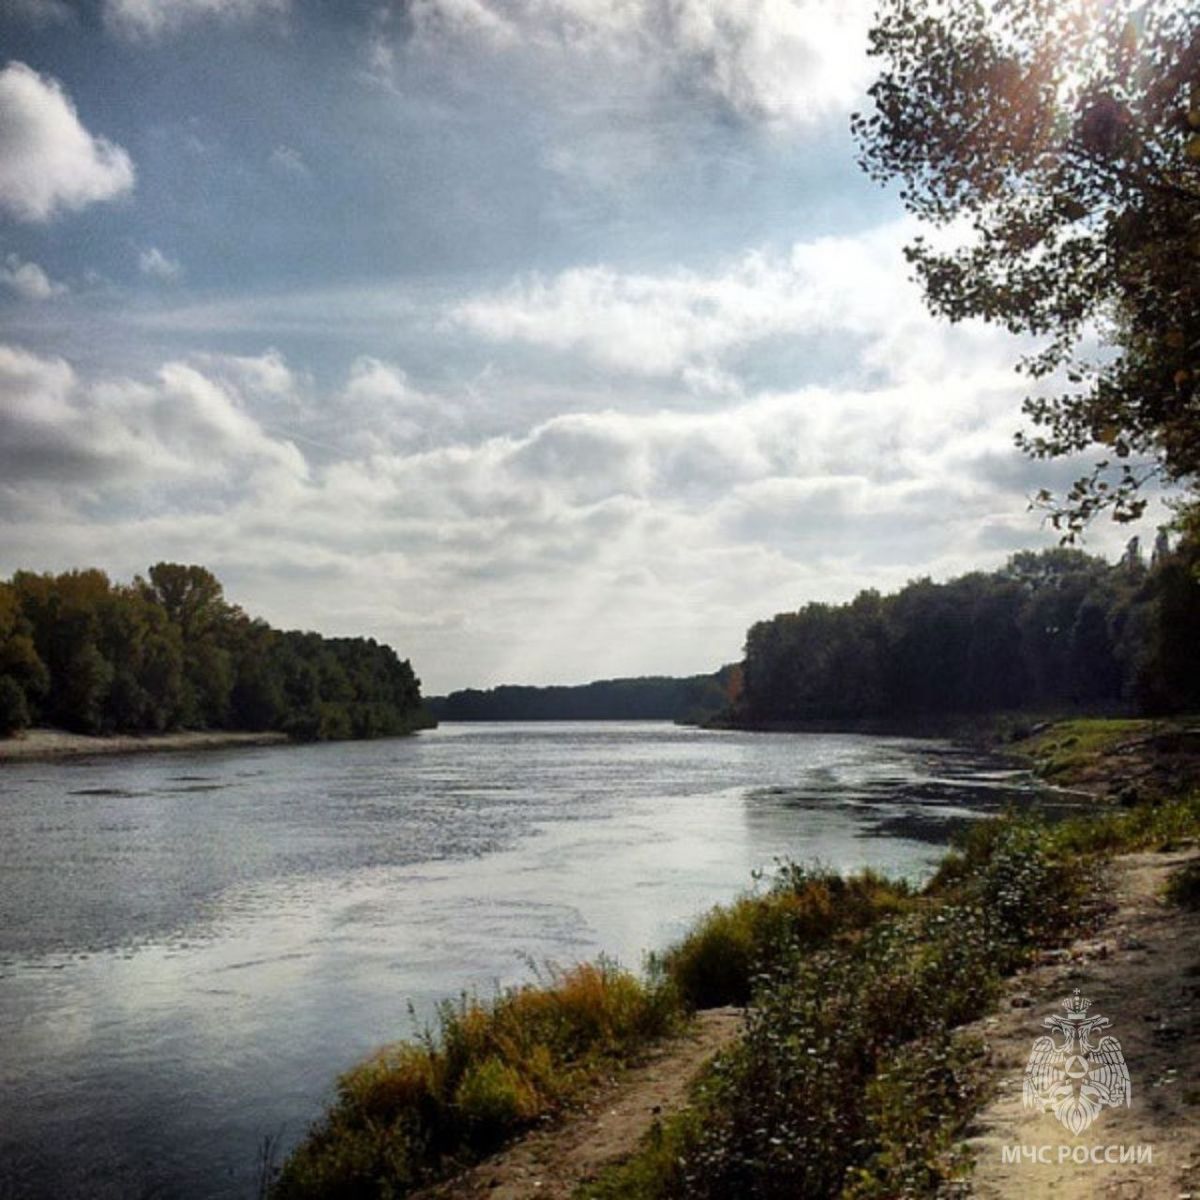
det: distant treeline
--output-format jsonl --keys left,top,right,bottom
{"left": 0, "top": 563, "right": 430, "bottom": 740}
{"left": 735, "top": 540, "right": 1200, "bottom": 726}
{"left": 428, "top": 669, "right": 738, "bottom": 724}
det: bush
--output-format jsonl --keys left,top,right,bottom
{"left": 272, "top": 961, "right": 678, "bottom": 1199}
{"left": 661, "top": 865, "right": 912, "bottom": 1009}
{"left": 0, "top": 674, "right": 29, "bottom": 735}
{"left": 590, "top": 812, "right": 1108, "bottom": 1200}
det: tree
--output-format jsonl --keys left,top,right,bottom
{"left": 0, "top": 563, "right": 429, "bottom": 741}
{"left": 0, "top": 675, "right": 30, "bottom": 735}
{"left": 141, "top": 563, "right": 228, "bottom": 636}
{"left": 854, "top": 0, "right": 1200, "bottom": 536}
{"left": 62, "top": 641, "right": 114, "bottom": 734}
{"left": 0, "top": 581, "right": 48, "bottom": 714}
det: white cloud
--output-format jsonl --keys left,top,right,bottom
{"left": 0, "top": 61, "right": 135, "bottom": 223}
{"left": 0, "top": 254, "right": 67, "bottom": 300}
{"left": 138, "top": 246, "right": 182, "bottom": 280}
{"left": 406, "top": 0, "right": 874, "bottom": 126}
{"left": 322, "top": 356, "right": 462, "bottom": 454}
{"left": 0, "top": 343, "right": 305, "bottom": 489}
{"left": 413, "top": 0, "right": 517, "bottom": 47}
{"left": 104, "top": 0, "right": 288, "bottom": 38}
{"left": 196, "top": 349, "right": 297, "bottom": 397}
{"left": 451, "top": 222, "right": 1018, "bottom": 386}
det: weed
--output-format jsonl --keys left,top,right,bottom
{"left": 272, "top": 960, "right": 676, "bottom": 1199}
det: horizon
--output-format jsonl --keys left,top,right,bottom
{"left": 0, "top": 0, "right": 1167, "bottom": 693}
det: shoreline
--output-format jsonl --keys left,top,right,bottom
{"left": 266, "top": 715, "right": 1200, "bottom": 1199}
{"left": 0, "top": 726, "right": 291, "bottom": 763}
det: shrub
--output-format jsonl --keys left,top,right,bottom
{"left": 590, "top": 808, "right": 1114, "bottom": 1200}
{"left": 661, "top": 865, "right": 912, "bottom": 1009}
{"left": 271, "top": 960, "right": 678, "bottom": 1199}
{"left": 0, "top": 674, "right": 29, "bottom": 735}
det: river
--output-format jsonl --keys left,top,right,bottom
{"left": 0, "top": 721, "right": 1048, "bottom": 1199}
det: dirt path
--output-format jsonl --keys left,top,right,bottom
{"left": 961, "top": 847, "right": 1200, "bottom": 1199}
{"left": 415, "top": 1007, "right": 743, "bottom": 1200}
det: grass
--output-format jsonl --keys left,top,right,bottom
{"left": 270, "top": 959, "right": 679, "bottom": 1199}
{"left": 1011, "top": 716, "right": 1155, "bottom": 779}
{"left": 656, "top": 864, "right": 914, "bottom": 1009}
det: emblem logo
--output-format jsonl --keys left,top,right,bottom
{"left": 1022, "top": 989, "right": 1131, "bottom": 1135}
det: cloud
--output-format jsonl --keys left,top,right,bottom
{"left": 194, "top": 348, "right": 297, "bottom": 397}
{"left": 268, "top": 144, "right": 310, "bottom": 178}
{"left": 405, "top": 0, "right": 874, "bottom": 126}
{"left": 0, "top": 254, "right": 67, "bottom": 300}
{"left": 0, "top": 342, "right": 305, "bottom": 490}
{"left": 0, "top": 61, "right": 135, "bottom": 223}
{"left": 414, "top": 0, "right": 517, "bottom": 48}
{"left": 0, "top": 315, "right": 1155, "bottom": 692}
{"left": 104, "top": 0, "right": 288, "bottom": 38}
{"left": 450, "top": 222, "right": 1020, "bottom": 387}
{"left": 138, "top": 246, "right": 182, "bottom": 280}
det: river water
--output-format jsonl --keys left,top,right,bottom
{"left": 0, "top": 722, "right": 1049, "bottom": 1199}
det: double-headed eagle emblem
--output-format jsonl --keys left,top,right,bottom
{"left": 1022, "top": 989, "right": 1131, "bottom": 1134}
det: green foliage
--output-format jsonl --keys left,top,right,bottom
{"left": 62, "top": 640, "right": 115, "bottom": 734}
{"left": 660, "top": 865, "right": 912, "bottom": 1009}
{"left": 271, "top": 961, "right": 679, "bottom": 1200}
{"left": 588, "top": 816, "right": 1102, "bottom": 1200}
{"left": 843, "top": 1033, "right": 981, "bottom": 1200}
{"left": 0, "top": 581, "right": 45, "bottom": 734}
{"left": 1046, "top": 790, "right": 1200, "bottom": 860}
{"left": 0, "top": 674, "right": 30, "bottom": 734}
{"left": 0, "top": 564, "right": 429, "bottom": 741}
{"left": 739, "top": 541, "right": 1200, "bottom": 725}
{"left": 854, "top": 0, "right": 1200, "bottom": 534}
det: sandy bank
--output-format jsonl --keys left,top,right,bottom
{"left": 0, "top": 726, "right": 290, "bottom": 763}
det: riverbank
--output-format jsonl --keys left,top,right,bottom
{"left": 578, "top": 717, "right": 1200, "bottom": 1199}
{"left": 263, "top": 716, "right": 1200, "bottom": 1199}
{"left": 707, "top": 707, "right": 1130, "bottom": 745}
{"left": 0, "top": 726, "right": 290, "bottom": 762}
{"left": 404, "top": 842, "right": 1200, "bottom": 1200}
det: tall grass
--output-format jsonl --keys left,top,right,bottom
{"left": 271, "top": 960, "right": 678, "bottom": 1199}
{"left": 658, "top": 864, "right": 913, "bottom": 1008}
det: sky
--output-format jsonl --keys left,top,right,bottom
{"left": 0, "top": 0, "right": 1159, "bottom": 693}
